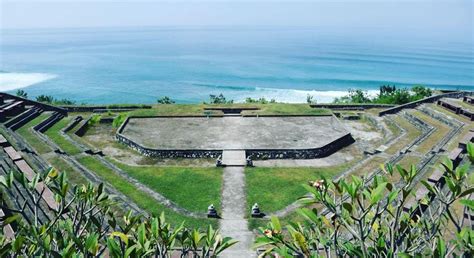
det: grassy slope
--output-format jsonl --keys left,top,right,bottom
{"left": 47, "top": 156, "right": 89, "bottom": 186}
{"left": 77, "top": 156, "right": 215, "bottom": 228}
{"left": 16, "top": 114, "right": 52, "bottom": 154}
{"left": 410, "top": 110, "right": 450, "bottom": 154}
{"left": 111, "top": 160, "right": 223, "bottom": 212}
{"left": 384, "top": 115, "right": 422, "bottom": 155}
{"left": 245, "top": 164, "right": 351, "bottom": 214}
{"left": 44, "top": 117, "right": 83, "bottom": 155}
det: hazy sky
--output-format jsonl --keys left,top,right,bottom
{"left": 1, "top": 0, "right": 473, "bottom": 40}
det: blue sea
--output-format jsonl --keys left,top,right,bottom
{"left": 1, "top": 26, "right": 473, "bottom": 104}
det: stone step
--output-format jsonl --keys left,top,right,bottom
{"left": 222, "top": 150, "right": 246, "bottom": 166}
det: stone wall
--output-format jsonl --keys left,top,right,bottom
{"left": 0, "top": 93, "right": 67, "bottom": 115}
{"left": 378, "top": 91, "right": 474, "bottom": 116}
{"left": 246, "top": 133, "right": 355, "bottom": 159}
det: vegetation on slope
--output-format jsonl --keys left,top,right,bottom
{"left": 245, "top": 164, "right": 351, "bottom": 213}
{"left": 15, "top": 114, "right": 52, "bottom": 154}
{"left": 77, "top": 156, "right": 215, "bottom": 228}
{"left": 111, "top": 160, "right": 223, "bottom": 213}
{"left": 44, "top": 117, "right": 82, "bottom": 155}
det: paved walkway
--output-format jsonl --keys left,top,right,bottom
{"left": 222, "top": 150, "right": 246, "bottom": 166}
{"left": 220, "top": 166, "right": 256, "bottom": 257}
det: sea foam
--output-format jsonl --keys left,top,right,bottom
{"left": 0, "top": 72, "right": 57, "bottom": 92}
{"left": 232, "top": 87, "right": 379, "bottom": 103}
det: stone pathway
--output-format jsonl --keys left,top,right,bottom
{"left": 220, "top": 166, "right": 256, "bottom": 257}
{"left": 222, "top": 150, "right": 246, "bottom": 166}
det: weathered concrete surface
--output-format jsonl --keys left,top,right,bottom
{"left": 220, "top": 166, "right": 256, "bottom": 257}
{"left": 121, "top": 116, "right": 347, "bottom": 150}
{"left": 222, "top": 150, "right": 246, "bottom": 166}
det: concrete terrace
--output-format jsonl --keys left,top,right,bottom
{"left": 120, "top": 116, "right": 349, "bottom": 150}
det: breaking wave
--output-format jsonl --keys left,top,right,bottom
{"left": 0, "top": 72, "right": 57, "bottom": 92}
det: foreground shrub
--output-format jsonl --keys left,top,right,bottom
{"left": 0, "top": 169, "right": 236, "bottom": 256}
{"left": 255, "top": 143, "right": 474, "bottom": 257}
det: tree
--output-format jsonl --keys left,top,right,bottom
{"left": 411, "top": 85, "right": 432, "bottom": 100}
{"left": 157, "top": 96, "right": 175, "bottom": 104}
{"left": 208, "top": 94, "right": 233, "bottom": 104}
{"left": 15, "top": 89, "right": 28, "bottom": 99}
{"left": 254, "top": 143, "right": 474, "bottom": 257}
{"left": 0, "top": 168, "right": 237, "bottom": 256}
{"left": 35, "top": 95, "right": 54, "bottom": 103}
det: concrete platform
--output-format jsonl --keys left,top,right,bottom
{"left": 120, "top": 116, "right": 349, "bottom": 151}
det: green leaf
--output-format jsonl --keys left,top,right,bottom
{"left": 436, "top": 237, "right": 446, "bottom": 257}
{"left": 460, "top": 199, "right": 474, "bottom": 210}
{"left": 110, "top": 231, "right": 129, "bottom": 245}
{"left": 370, "top": 182, "right": 387, "bottom": 205}
{"left": 342, "top": 202, "right": 353, "bottom": 213}
{"left": 271, "top": 216, "right": 281, "bottom": 232}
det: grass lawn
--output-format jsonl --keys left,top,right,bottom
{"left": 129, "top": 104, "right": 223, "bottom": 117}
{"left": 128, "top": 103, "right": 331, "bottom": 117}
{"left": 44, "top": 117, "right": 83, "bottom": 155}
{"left": 16, "top": 114, "right": 52, "bottom": 154}
{"left": 111, "top": 160, "right": 223, "bottom": 213}
{"left": 410, "top": 110, "right": 450, "bottom": 154}
{"left": 245, "top": 164, "right": 351, "bottom": 214}
{"left": 384, "top": 115, "right": 422, "bottom": 155}
{"left": 77, "top": 156, "right": 216, "bottom": 228}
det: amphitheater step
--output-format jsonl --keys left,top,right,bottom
{"left": 221, "top": 150, "right": 246, "bottom": 166}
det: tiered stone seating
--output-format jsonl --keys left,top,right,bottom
{"left": 0, "top": 134, "right": 8, "bottom": 147}
{"left": 459, "top": 131, "right": 474, "bottom": 151}
{"left": 5, "top": 107, "right": 44, "bottom": 130}
{"left": 34, "top": 112, "right": 65, "bottom": 133}
{"left": 463, "top": 96, "right": 474, "bottom": 105}
{"left": 0, "top": 137, "right": 59, "bottom": 212}
{"left": 0, "top": 101, "right": 25, "bottom": 122}
{"left": 14, "top": 160, "right": 58, "bottom": 211}
{"left": 4, "top": 146, "right": 22, "bottom": 161}
{"left": 0, "top": 208, "right": 15, "bottom": 239}
{"left": 437, "top": 99, "right": 474, "bottom": 121}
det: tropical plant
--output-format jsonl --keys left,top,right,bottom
{"left": 157, "top": 96, "right": 175, "bottom": 104}
{"left": 306, "top": 94, "right": 316, "bottom": 104}
{"left": 0, "top": 168, "right": 236, "bottom": 256}
{"left": 112, "top": 113, "right": 127, "bottom": 128}
{"left": 254, "top": 143, "right": 474, "bottom": 257}
{"left": 15, "top": 89, "right": 28, "bottom": 99}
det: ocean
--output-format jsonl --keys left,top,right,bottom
{"left": 1, "top": 26, "right": 473, "bottom": 104}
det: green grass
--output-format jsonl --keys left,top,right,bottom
{"left": 77, "top": 156, "right": 215, "bottom": 228}
{"left": 47, "top": 156, "right": 89, "bottom": 186}
{"left": 16, "top": 114, "right": 52, "bottom": 154}
{"left": 240, "top": 104, "right": 330, "bottom": 116}
{"left": 128, "top": 103, "right": 331, "bottom": 117}
{"left": 129, "top": 104, "right": 223, "bottom": 117}
{"left": 111, "top": 160, "right": 223, "bottom": 213}
{"left": 44, "top": 117, "right": 83, "bottom": 155}
{"left": 245, "top": 164, "right": 351, "bottom": 214}
{"left": 384, "top": 115, "right": 422, "bottom": 155}
{"left": 410, "top": 110, "right": 450, "bottom": 154}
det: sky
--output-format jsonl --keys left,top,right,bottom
{"left": 0, "top": 0, "right": 473, "bottom": 41}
